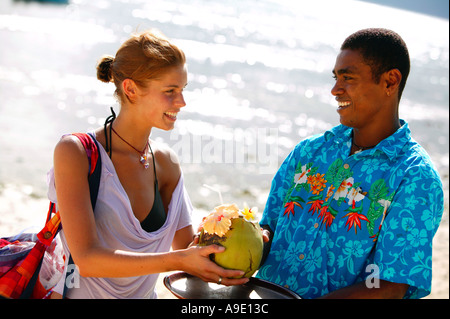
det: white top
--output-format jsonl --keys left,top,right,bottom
{"left": 47, "top": 135, "right": 192, "bottom": 299}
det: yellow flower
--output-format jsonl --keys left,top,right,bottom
{"left": 242, "top": 203, "right": 258, "bottom": 221}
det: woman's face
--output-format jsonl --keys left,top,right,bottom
{"left": 137, "top": 64, "right": 188, "bottom": 131}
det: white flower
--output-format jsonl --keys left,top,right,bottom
{"left": 333, "top": 177, "right": 354, "bottom": 200}
{"left": 347, "top": 187, "right": 365, "bottom": 207}
{"left": 293, "top": 164, "right": 310, "bottom": 185}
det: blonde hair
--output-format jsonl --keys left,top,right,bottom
{"left": 96, "top": 30, "right": 186, "bottom": 103}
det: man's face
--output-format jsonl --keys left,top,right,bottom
{"left": 331, "top": 49, "right": 387, "bottom": 130}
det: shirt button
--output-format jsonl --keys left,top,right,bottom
{"left": 299, "top": 254, "right": 305, "bottom": 260}
{"left": 343, "top": 163, "right": 350, "bottom": 169}
{"left": 314, "top": 223, "right": 319, "bottom": 228}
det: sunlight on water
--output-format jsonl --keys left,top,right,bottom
{"left": 0, "top": 14, "right": 117, "bottom": 45}
{"left": 184, "top": 89, "right": 272, "bottom": 122}
{"left": 0, "top": 0, "right": 448, "bottom": 209}
{"left": 0, "top": 0, "right": 447, "bottom": 300}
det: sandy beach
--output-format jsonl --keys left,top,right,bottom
{"left": 0, "top": 0, "right": 448, "bottom": 301}
{"left": 0, "top": 183, "right": 448, "bottom": 299}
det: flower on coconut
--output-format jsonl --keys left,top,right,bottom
{"left": 214, "top": 204, "right": 240, "bottom": 219}
{"left": 201, "top": 204, "right": 240, "bottom": 237}
{"left": 242, "top": 203, "right": 258, "bottom": 221}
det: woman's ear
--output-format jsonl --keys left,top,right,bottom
{"left": 122, "top": 78, "right": 138, "bottom": 103}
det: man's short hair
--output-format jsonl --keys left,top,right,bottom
{"left": 341, "top": 28, "right": 410, "bottom": 101}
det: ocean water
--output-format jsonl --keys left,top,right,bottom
{"left": 0, "top": 0, "right": 448, "bottom": 213}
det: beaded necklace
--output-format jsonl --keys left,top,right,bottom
{"left": 111, "top": 126, "right": 150, "bottom": 169}
{"left": 103, "top": 107, "right": 151, "bottom": 169}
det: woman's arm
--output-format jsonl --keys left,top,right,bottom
{"left": 54, "top": 136, "right": 247, "bottom": 285}
{"left": 172, "top": 225, "right": 195, "bottom": 250}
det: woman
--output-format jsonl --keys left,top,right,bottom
{"left": 48, "top": 30, "right": 248, "bottom": 298}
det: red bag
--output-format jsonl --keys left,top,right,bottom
{"left": 0, "top": 133, "right": 101, "bottom": 299}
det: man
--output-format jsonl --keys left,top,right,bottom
{"left": 256, "top": 28, "right": 444, "bottom": 299}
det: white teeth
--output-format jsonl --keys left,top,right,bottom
{"left": 338, "top": 101, "right": 351, "bottom": 107}
{"left": 165, "top": 112, "right": 177, "bottom": 117}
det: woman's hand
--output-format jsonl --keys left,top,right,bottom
{"left": 173, "top": 244, "right": 249, "bottom": 286}
{"left": 180, "top": 224, "right": 270, "bottom": 285}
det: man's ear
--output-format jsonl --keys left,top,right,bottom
{"left": 122, "top": 78, "right": 138, "bottom": 103}
{"left": 385, "top": 69, "right": 402, "bottom": 91}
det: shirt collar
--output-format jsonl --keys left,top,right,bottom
{"left": 325, "top": 119, "right": 410, "bottom": 161}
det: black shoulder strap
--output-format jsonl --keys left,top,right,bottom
{"left": 87, "top": 132, "right": 102, "bottom": 210}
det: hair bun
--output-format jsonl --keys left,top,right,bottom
{"left": 96, "top": 55, "right": 114, "bottom": 83}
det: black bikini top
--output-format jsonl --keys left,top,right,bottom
{"left": 139, "top": 145, "right": 167, "bottom": 232}
{"left": 104, "top": 108, "right": 167, "bottom": 233}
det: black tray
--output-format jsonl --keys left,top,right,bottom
{"left": 163, "top": 272, "right": 301, "bottom": 299}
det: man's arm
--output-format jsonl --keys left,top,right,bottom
{"left": 318, "top": 280, "right": 409, "bottom": 299}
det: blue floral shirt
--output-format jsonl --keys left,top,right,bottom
{"left": 256, "top": 120, "right": 444, "bottom": 299}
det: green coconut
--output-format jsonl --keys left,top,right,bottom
{"left": 198, "top": 216, "right": 263, "bottom": 278}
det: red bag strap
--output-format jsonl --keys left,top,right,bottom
{"left": 37, "top": 133, "right": 99, "bottom": 246}
{"left": 72, "top": 133, "right": 99, "bottom": 176}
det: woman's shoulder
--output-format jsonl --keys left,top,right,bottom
{"left": 53, "top": 134, "right": 91, "bottom": 176}
{"left": 151, "top": 140, "right": 181, "bottom": 185}
{"left": 151, "top": 140, "right": 180, "bottom": 166}
{"left": 55, "top": 134, "right": 88, "bottom": 156}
